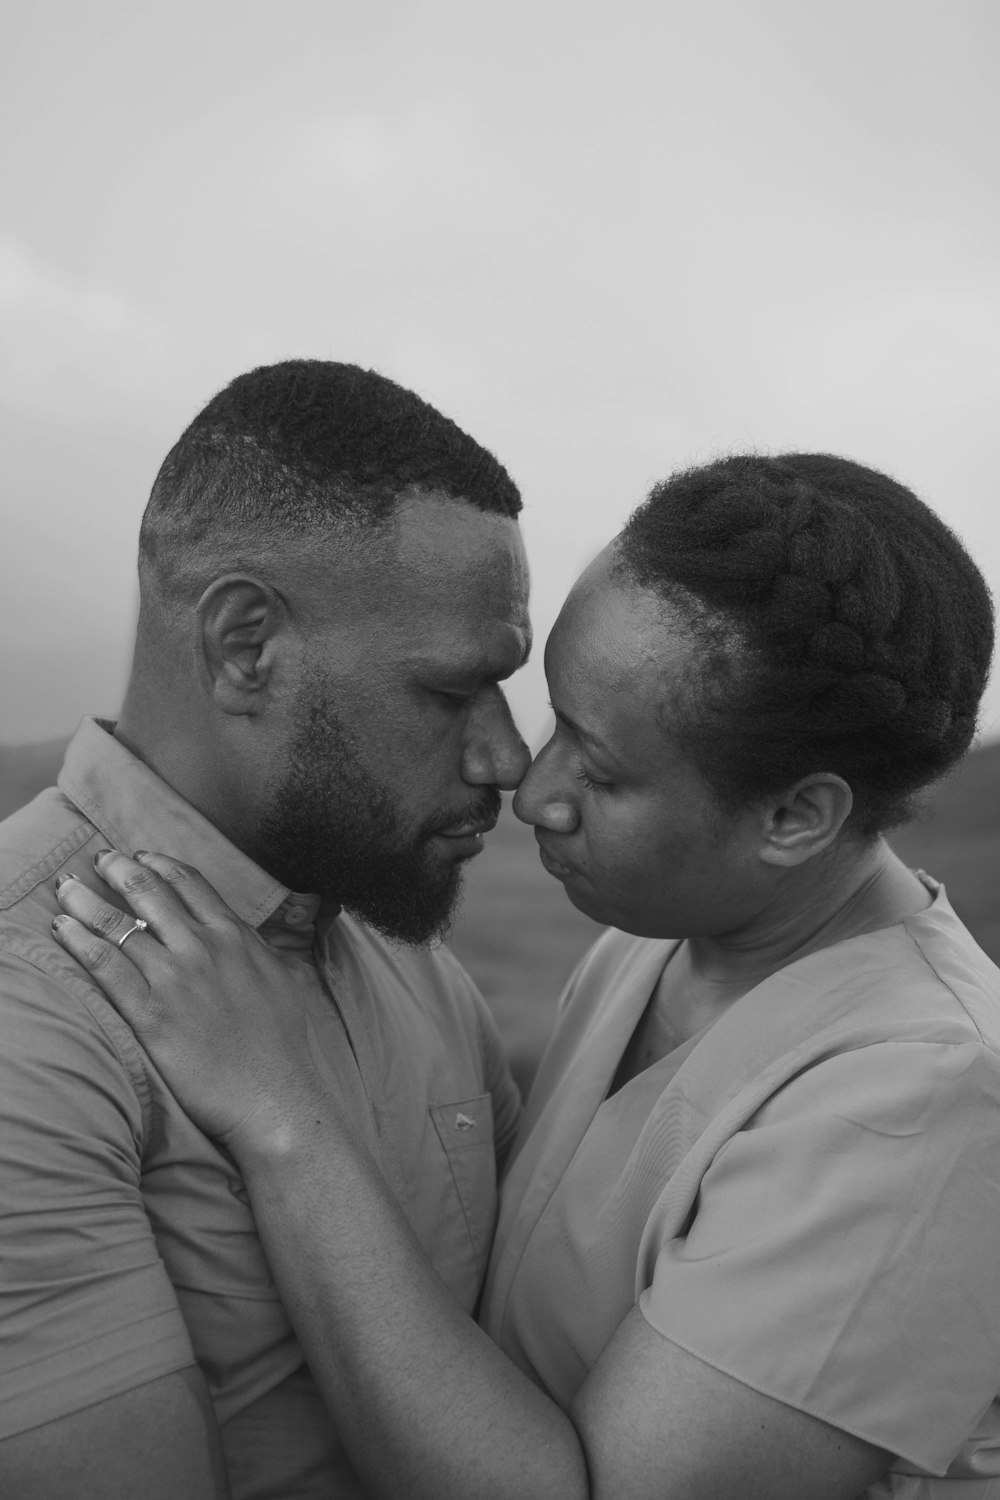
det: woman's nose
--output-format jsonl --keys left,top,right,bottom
{"left": 512, "top": 745, "right": 579, "bottom": 832}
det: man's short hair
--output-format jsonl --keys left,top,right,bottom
{"left": 139, "top": 360, "right": 521, "bottom": 598}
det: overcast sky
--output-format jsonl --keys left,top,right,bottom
{"left": 2, "top": 0, "right": 998, "bottom": 749}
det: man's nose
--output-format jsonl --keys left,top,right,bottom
{"left": 462, "top": 689, "right": 531, "bottom": 790}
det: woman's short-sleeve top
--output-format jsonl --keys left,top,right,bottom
{"left": 480, "top": 882, "right": 1000, "bottom": 1489}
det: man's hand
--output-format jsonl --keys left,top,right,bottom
{"left": 53, "top": 850, "right": 334, "bottom": 1157}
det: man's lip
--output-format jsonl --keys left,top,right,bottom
{"left": 433, "top": 813, "right": 499, "bottom": 839}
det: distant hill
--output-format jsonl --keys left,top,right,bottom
{"left": 0, "top": 739, "right": 68, "bottom": 819}
{"left": 2, "top": 735, "right": 997, "bottom": 1094}
{"left": 888, "top": 741, "right": 1000, "bottom": 966}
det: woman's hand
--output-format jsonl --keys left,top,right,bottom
{"left": 53, "top": 849, "right": 333, "bottom": 1157}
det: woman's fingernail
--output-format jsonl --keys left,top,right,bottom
{"left": 54, "top": 873, "right": 77, "bottom": 890}
{"left": 52, "top": 914, "right": 68, "bottom": 932}
{"left": 93, "top": 849, "right": 113, "bottom": 869}
{"left": 133, "top": 850, "right": 149, "bottom": 860}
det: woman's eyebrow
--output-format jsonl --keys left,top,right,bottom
{"left": 553, "top": 707, "right": 614, "bottom": 759}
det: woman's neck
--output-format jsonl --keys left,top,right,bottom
{"left": 685, "top": 838, "right": 931, "bottom": 995}
{"left": 610, "top": 842, "right": 932, "bottom": 1094}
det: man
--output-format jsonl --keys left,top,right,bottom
{"left": 0, "top": 361, "right": 532, "bottom": 1497}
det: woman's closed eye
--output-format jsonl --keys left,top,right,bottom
{"left": 574, "top": 765, "right": 612, "bottom": 792}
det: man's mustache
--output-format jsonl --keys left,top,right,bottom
{"left": 422, "top": 786, "right": 503, "bottom": 839}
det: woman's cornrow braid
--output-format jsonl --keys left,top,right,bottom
{"left": 616, "top": 453, "right": 994, "bottom": 835}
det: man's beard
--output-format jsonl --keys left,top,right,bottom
{"left": 253, "top": 693, "right": 501, "bottom": 946}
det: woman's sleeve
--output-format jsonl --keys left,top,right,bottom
{"left": 639, "top": 1040, "right": 1000, "bottom": 1476}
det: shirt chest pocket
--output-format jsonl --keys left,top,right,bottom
{"left": 429, "top": 1093, "right": 498, "bottom": 1284}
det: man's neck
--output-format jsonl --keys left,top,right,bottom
{"left": 115, "top": 686, "right": 252, "bottom": 858}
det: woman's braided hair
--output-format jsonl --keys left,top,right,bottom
{"left": 616, "top": 453, "right": 994, "bottom": 836}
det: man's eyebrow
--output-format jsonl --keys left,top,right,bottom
{"left": 415, "top": 628, "right": 532, "bottom": 682}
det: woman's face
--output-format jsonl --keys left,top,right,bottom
{"left": 513, "top": 549, "right": 767, "bottom": 938}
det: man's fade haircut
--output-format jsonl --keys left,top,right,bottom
{"left": 615, "top": 453, "right": 995, "bottom": 837}
{"left": 139, "top": 360, "right": 522, "bottom": 600}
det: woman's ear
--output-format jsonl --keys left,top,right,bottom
{"left": 196, "top": 575, "right": 289, "bottom": 716}
{"left": 758, "top": 773, "right": 855, "bottom": 867}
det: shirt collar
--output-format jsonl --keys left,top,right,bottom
{"left": 58, "top": 717, "right": 321, "bottom": 933}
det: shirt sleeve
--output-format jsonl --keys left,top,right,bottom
{"left": 638, "top": 1040, "right": 1000, "bottom": 1475}
{"left": 476, "top": 994, "right": 523, "bottom": 1174}
{"left": 0, "top": 947, "right": 196, "bottom": 1439}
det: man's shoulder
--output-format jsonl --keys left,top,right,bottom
{"left": 0, "top": 783, "right": 95, "bottom": 919}
{"left": 0, "top": 787, "right": 102, "bottom": 986}
{"left": 0, "top": 791, "right": 156, "bottom": 1132}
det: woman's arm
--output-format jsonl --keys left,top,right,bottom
{"left": 53, "top": 851, "right": 891, "bottom": 1500}
{"left": 236, "top": 1096, "right": 889, "bottom": 1500}
{"left": 239, "top": 1100, "right": 590, "bottom": 1500}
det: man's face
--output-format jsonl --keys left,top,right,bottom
{"left": 254, "top": 492, "right": 532, "bottom": 944}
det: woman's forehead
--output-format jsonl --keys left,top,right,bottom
{"left": 545, "top": 567, "right": 696, "bottom": 720}
{"left": 551, "top": 556, "right": 676, "bottom": 657}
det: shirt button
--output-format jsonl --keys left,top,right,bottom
{"left": 283, "top": 905, "right": 310, "bottom": 927}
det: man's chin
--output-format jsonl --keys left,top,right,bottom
{"left": 341, "top": 863, "right": 465, "bottom": 948}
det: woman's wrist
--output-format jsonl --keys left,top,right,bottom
{"left": 223, "top": 1074, "right": 344, "bottom": 1167}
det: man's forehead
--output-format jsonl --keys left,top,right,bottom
{"left": 358, "top": 493, "right": 528, "bottom": 612}
{"left": 389, "top": 488, "right": 526, "bottom": 570}
{"left": 407, "top": 614, "right": 533, "bottom": 674}
{"left": 290, "top": 491, "right": 530, "bottom": 652}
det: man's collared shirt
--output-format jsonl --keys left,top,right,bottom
{"left": 0, "top": 718, "right": 520, "bottom": 1498}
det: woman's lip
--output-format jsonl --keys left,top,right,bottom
{"left": 535, "top": 838, "right": 573, "bottom": 878}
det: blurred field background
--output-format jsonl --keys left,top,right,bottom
{"left": 3, "top": 736, "right": 997, "bottom": 1097}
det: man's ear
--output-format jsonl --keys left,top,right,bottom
{"left": 196, "top": 575, "right": 289, "bottom": 716}
{"left": 758, "top": 773, "right": 855, "bottom": 867}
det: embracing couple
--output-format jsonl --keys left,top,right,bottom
{"left": 3, "top": 360, "right": 1000, "bottom": 1500}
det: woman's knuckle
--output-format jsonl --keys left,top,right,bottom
{"left": 86, "top": 938, "right": 115, "bottom": 972}
{"left": 121, "top": 867, "right": 160, "bottom": 898}
{"left": 91, "top": 905, "right": 125, "bottom": 937}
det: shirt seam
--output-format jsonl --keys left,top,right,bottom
{"left": 0, "top": 1307, "right": 194, "bottom": 1384}
{"left": 0, "top": 1316, "right": 196, "bottom": 1443}
{"left": 899, "top": 922, "right": 993, "bottom": 1046}
{"left": 57, "top": 765, "right": 136, "bottom": 855}
{"left": 0, "top": 817, "right": 97, "bottom": 911}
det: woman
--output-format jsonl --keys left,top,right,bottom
{"left": 54, "top": 454, "right": 1000, "bottom": 1499}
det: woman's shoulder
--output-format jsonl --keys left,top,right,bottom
{"left": 894, "top": 877, "right": 1000, "bottom": 1041}
{"left": 793, "top": 879, "right": 1000, "bottom": 1054}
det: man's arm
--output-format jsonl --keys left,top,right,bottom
{"left": 0, "top": 945, "right": 227, "bottom": 1494}
{"left": 0, "top": 1367, "right": 231, "bottom": 1500}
